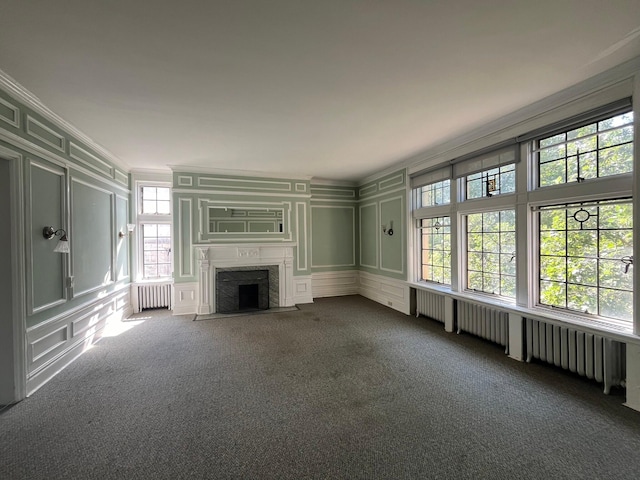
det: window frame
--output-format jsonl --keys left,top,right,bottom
{"left": 532, "top": 110, "right": 634, "bottom": 189}
{"left": 409, "top": 96, "right": 635, "bottom": 334}
{"left": 533, "top": 199, "right": 633, "bottom": 323}
{"left": 135, "top": 181, "right": 173, "bottom": 281}
{"left": 418, "top": 215, "right": 452, "bottom": 285}
{"left": 461, "top": 207, "right": 517, "bottom": 301}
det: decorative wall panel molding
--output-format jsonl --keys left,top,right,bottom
{"left": 70, "top": 142, "right": 114, "bottom": 177}
{"left": 358, "top": 271, "right": 410, "bottom": 315}
{"left": 312, "top": 271, "right": 359, "bottom": 298}
{"left": 26, "top": 115, "right": 65, "bottom": 153}
{"left": 26, "top": 288, "right": 131, "bottom": 395}
{"left": 0, "top": 96, "right": 19, "bottom": 128}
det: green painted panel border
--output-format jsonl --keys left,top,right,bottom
{"left": 0, "top": 86, "right": 128, "bottom": 187}
{"left": 26, "top": 115, "right": 65, "bottom": 152}
{"left": 296, "top": 201, "right": 309, "bottom": 272}
{"left": 178, "top": 198, "right": 193, "bottom": 278}
{"left": 311, "top": 184, "right": 357, "bottom": 200}
{"left": 70, "top": 142, "right": 114, "bottom": 177}
{"left": 115, "top": 195, "right": 130, "bottom": 281}
{"left": 359, "top": 202, "right": 378, "bottom": 269}
{"left": 379, "top": 195, "right": 405, "bottom": 275}
{"left": 114, "top": 169, "right": 129, "bottom": 187}
{"left": 26, "top": 158, "right": 67, "bottom": 315}
{"left": 359, "top": 169, "right": 406, "bottom": 199}
{"left": 70, "top": 178, "right": 114, "bottom": 297}
{"left": 197, "top": 175, "right": 293, "bottom": 192}
{"left": 310, "top": 205, "right": 356, "bottom": 269}
{"left": 0, "top": 96, "right": 19, "bottom": 128}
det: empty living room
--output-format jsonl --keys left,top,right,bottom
{"left": 1, "top": 1, "right": 640, "bottom": 478}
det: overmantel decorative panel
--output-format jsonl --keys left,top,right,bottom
{"left": 193, "top": 243, "right": 296, "bottom": 315}
{"left": 197, "top": 198, "right": 293, "bottom": 243}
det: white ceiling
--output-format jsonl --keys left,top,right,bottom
{"left": 1, "top": 1, "right": 640, "bottom": 181}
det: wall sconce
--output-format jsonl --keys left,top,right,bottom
{"left": 43, "top": 226, "right": 70, "bottom": 253}
{"left": 118, "top": 223, "right": 136, "bottom": 238}
{"left": 382, "top": 221, "right": 394, "bottom": 236}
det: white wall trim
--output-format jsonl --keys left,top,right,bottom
{"left": 0, "top": 129, "right": 130, "bottom": 193}
{"left": 172, "top": 282, "right": 199, "bottom": 315}
{"left": 293, "top": 275, "right": 314, "bottom": 304}
{"left": 0, "top": 145, "right": 27, "bottom": 402}
{"left": 0, "top": 67, "right": 129, "bottom": 172}
{"left": 359, "top": 202, "right": 379, "bottom": 269}
{"left": 309, "top": 204, "right": 356, "bottom": 268}
{"left": 312, "top": 271, "right": 359, "bottom": 298}
{"left": 192, "top": 243, "right": 297, "bottom": 315}
{"left": 169, "top": 164, "right": 312, "bottom": 180}
{"left": 379, "top": 195, "right": 405, "bottom": 275}
{"left": 359, "top": 271, "right": 410, "bottom": 315}
{"left": 402, "top": 59, "right": 640, "bottom": 178}
{"left": 26, "top": 288, "right": 131, "bottom": 396}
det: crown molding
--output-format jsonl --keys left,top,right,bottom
{"left": 387, "top": 55, "right": 640, "bottom": 178}
{"left": 310, "top": 177, "right": 357, "bottom": 187}
{"left": 0, "top": 67, "right": 130, "bottom": 173}
{"left": 168, "top": 164, "right": 312, "bottom": 181}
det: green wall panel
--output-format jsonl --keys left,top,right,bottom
{"left": 177, "top": 197, "right": 193, "bottom": 279}
{"left": 311, "top": 206, "right": 355, "bottom": 268}
{"left": 380, "top": 196, "right": 404, "bottom": 274}
{"left": 28, "top": 160, "right": 66, "bottom": 312}
{"left": 71, "top": 180, "right": 113, "bottom": 296}
{"left": 359, "top": 203, "right": 378, "bottom": 268}
{"left": 115, "top": 195, "right": 129, "bottom": 281}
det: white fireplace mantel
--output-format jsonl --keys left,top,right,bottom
{"left": 193, "top": 243, "right": 296, "bottom": 315}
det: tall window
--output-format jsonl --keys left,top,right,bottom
{"left": 410, "top": 103, "right": 633, "bottom": 331}
{"left": 420, "top": 216, "right": 451, "bottom": 284}
{"left": 534, "top": 108, "right": 633, "bottom": 324}
{"left": 466, "top": 210, "right": 516, "bottom": 298}
{"left": 536, "top": 112, "right": 633, "bottom": 187}
{"left": 142, "top": 224, "right": 172, "bottom": 278}
{"left": 538, "top": 201, "right": 633, "bottom": 321}
{"left": 138, "top": 185, "right": 172, "bottom": 280}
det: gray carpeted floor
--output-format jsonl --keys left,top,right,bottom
{"left": 2, "top": 295, "right": 640, "bottom": 479}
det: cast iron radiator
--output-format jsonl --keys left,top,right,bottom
{"left": 525, "top": 318, "right": 625, "bottom": 394}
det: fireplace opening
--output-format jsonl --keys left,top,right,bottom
{"left": 239, "top": 284, "right": 259, "bottom": 310}
{"left": 216, "top": 269, "right": 270, "bottom": 313}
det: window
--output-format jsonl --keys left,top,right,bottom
{"left": 538, "top": 200, "right": 633, "bottom": 321}
{"left": 142, "top": 186, "right": 171, "bottom": 214}
{"left": 142, "top": 224, "right": 172, "bottom": 278}
{"left": 409, "top": 102, "right": 634, "bottom": 331}
{"left": 466, "top": 210, "right": 516, "bottom": 298}
{"left": 536, "top": 111, "right": 633, "bottom": 187}
{"left": 418, "top": 179, "right": 450, "bottom": 207}
{"left": 420, "top": 216, "right": 451, "bottom": 284}
{"left": 466, "top": 163, "right": 515, "bottom": 200}
{"left": 137, "top": 183, "right": 172, "bottom": 280}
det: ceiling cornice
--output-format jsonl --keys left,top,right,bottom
{"left": 168, "top": 164, "right": 313, "bottom": 181}
{"left": 397, "top": 55, "right": 640, "bottom": 177}
{"left": 0, "top": 67, "right": 130, "bottom": 173}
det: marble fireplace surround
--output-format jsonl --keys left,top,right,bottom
{"left": 194, "top": 243, "right": 296, "bottom": 315}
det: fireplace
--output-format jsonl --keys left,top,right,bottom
{"left": 192, "top": 244, "right": 296, "bottom": 316}
{"left": 215, "top": 265, "right": 279, "bottom": 313}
